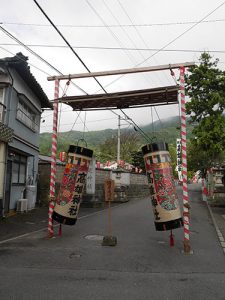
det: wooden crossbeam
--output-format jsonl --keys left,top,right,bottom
{"left": 47, "top": 62, "right": 195, "bottom": 81}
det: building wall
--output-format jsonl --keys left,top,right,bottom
{"left": 1, "top": 68, "right": 43, "bottom": 212}
{"left": 0, "top": 142, "right": 6, "bottom": 199}
{"left": 0, "top": 143, "right": 6, "bottom": 215}
{"left": 7, "top": 87, "right": 41, "bottom": 148}
{"left": 7, "top": 148, "right": 38, "bottom": 210}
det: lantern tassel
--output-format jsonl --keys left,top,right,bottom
{"left": 170, "top": 230, "right": 174, "bottom": 247}
{"left": 58, "top": 224, "right": 62, "bottom": 236}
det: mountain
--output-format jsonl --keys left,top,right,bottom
{"left": 39, "top": 115, "right": 194, "bottom": 156}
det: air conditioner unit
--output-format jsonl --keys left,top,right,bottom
{"left": 17, "top": 198, "right": 28, "bottom": 213}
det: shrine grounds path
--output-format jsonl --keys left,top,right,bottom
{"left": 0, "top": 184, "right": 225, "bottom": 300}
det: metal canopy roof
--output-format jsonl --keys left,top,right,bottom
{"left": 58, "top": 85, "right": 179, "bottom": 111}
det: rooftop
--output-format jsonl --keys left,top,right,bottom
{"left": 57, "top": 85, "right": 179, "bottom": 111}
{"left": 0, "top": 52, "right": 52, "bottom": 109}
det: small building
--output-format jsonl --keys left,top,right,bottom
{"left": 0, "top": 53, "right": 52, "bottom": 216}
{"left": 37, "top": 155, "right": 65, "bottom": 206}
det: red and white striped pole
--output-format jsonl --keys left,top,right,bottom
{"left": 47, "top": 79, "right": 59, "bottom": 238}
{"left": 180, "top": 66, "right": 191, "bottom": 253}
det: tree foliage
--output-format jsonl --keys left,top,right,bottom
{"left": 131, "top": 150, "right": 146, "bottom": 171}
{"left": 185, "top": 53, "right": 225, "bottom": 168}
{"left": 98, "top": 130, "right": 141, "bottom": 163}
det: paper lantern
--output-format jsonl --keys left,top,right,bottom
{"left": 53, "top": 145, "right": 93, "bottom": 225}
{"left": 142, "top": 142, "right": 183, "bottom": 231}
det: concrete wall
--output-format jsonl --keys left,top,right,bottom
{"left": 37, "top": 165, "right": 150, "bottom": 206}
{"left": 207, "top": 170, "right": 225, "bottom": 207}
{"left": 128, "top": 173, "right": 150, "bottom": 199}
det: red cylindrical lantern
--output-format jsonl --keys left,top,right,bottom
{"left": 53, "top": 145, "right": 93, "bottom": 225}
{"left": 142, "top": 142, "right": 183, "bottom": 231}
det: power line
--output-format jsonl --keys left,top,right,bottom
{"left": 0, "top": 26, "right": 88, "bottom": 95}
{"left": 41, "top": 116, "right": 117, "bottom": 126}
{"left": 85, "top": 1, "right": 154, "bottom": 140}
{"left": 0, "top": 47, "right": 83, "bottom": 106}
{"left": 116, "top": 0, "right": 170, "bottom": 86}
{"left": 120, "top": 109, "right": 152, "bottom": 143}
{"left": 102, "top": 0, "right": 154, "bottom": 87}
{"left": 135, "top": 2, "right": 225, "bottom": 67}
{"left": 115, "top": 0, "right": 170, "bottom": 124}
{"left": 86, "top": 0, "right": 140, "bottom": 73}
{"left": 2, "top": 18, "right": 225, "bottom": 28}
{"left": 2, "top": 43, "right": 225, "bottom": 54}
{"left": 0, "top": 14, "right": 123, "bottom": 132}
{"left": 85, "top": 0, "right": 180, "bottom": 140}
{"left": 95, "top": 1, "right": 225, "bottom": 91}
{"left": 0, "top": 45, "right": 51, "bottom": 76}
{"left": 86, "top": 0, "right": 158, "bottom": 140}
{"left": 33, "top": 0, "right": 107, "bottom": 94}
{"left": 0, "top": 26, "right": 60, "bottom": 74}
{"left": 0, "top": 44, "right": 90, "bottom": 132}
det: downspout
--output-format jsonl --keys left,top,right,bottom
{"left": 2, "top": 66, "right": 13, "bottom": 216}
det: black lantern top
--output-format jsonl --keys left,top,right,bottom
{"left": 142, "top": 142, "right": 169, "bottom": 155}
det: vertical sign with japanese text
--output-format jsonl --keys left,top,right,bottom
{"left": 176, "top": 138, "right": 182, "bottom": 182}
{"left": 86, "top": 157, "right": 96, "bottom": 195}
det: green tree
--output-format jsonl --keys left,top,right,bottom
{"left": 185, "top": 53, "right": 225, "bottom": 171}
{"left": 131, "top": 150, "right": 146, "bottom": 171}
{"left": 98, "top": 130, "right": 141, "bottom": 163}
{"left": 168, "top": 143, "right": 177, "bottom": 177}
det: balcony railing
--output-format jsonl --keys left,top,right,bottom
{"left": 16, "top": 108, "right": 39, "bottom": 132}
{"left": 0, "top": 102, "right": 14, "bottom": 143}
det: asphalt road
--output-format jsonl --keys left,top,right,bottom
{"left": 0, "top": 184, "right": 225, "bottom": 300}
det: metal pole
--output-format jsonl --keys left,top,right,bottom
{"left": 117, "top": 115, "right": 121, "bottom": 167}
{"left": 180, "top": 67, "right": 191, "bottom": 253}
{"left": 47, "top": 79, "right": 59, "bottom": 238}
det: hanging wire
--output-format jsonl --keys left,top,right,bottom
{"left": 82, "top": 111, "right": 87, "bottom": 141}
{"left": 169, "top": 68, "right": 182, "bottom": 131}
{"left": 57, "top": 80, "right": 71, "bottom": 137}
{"left": 151, "top": 107, "right": 154, "bottom": 134}
{"left": 120, "top": 109, "right": 153, "bottom": 143}
{"left": 154, "top": 107, "right": 167, "bottom": 142}
{"left": 0, "top": 26, "right": 88, "bottom": 95}
{"left": 151, "top": 107, "right": 157, "bottom": 143}
{"left": 57, "top": 80, "right": 70, "bottom": 133}
{"left": 116, "top": 0, "right": 171, "bottom": 85}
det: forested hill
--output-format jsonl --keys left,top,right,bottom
{"left": 39, "top": 115, "right": 194, "bottom": 156}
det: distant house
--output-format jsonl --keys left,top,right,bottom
{"left": 0, "top": 53, "right": 52, "bottom": 216}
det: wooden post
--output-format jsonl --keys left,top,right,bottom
{"left": 102, "top": 179, "right": 117, "bottom": 246}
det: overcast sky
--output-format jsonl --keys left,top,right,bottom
{"left": 0, "top": 0, "right": 225, "bottom": 134}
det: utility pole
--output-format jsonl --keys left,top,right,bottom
{"left": 117, "top": 115, "right": 121, "bottom": 167}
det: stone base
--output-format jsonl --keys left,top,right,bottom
{"left": 113, "top": 185, "right": 129, "bottom": 203}
{"left": 102, "top": 235, "right": 117, "bottom": 246}
{"left": 81, "top": 201, "right": 104, "bottom": 208}
{"left": 208, "top": 194, "right": 225, "bottom": 207}
{"left": 81, "top": 194, "right": 104, "bottom": 208}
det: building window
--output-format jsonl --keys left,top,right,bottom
{"left": 17, "top": 98, "right": 38, "bottom": 132}
{"left": 12, "top": 154, "right": 27, "bottom": 184}
{"left": 0, "top": 88, "right": 4, "bottom": 103}
{"left": 0, "top": 88, "right": 5, "bottom": 122}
